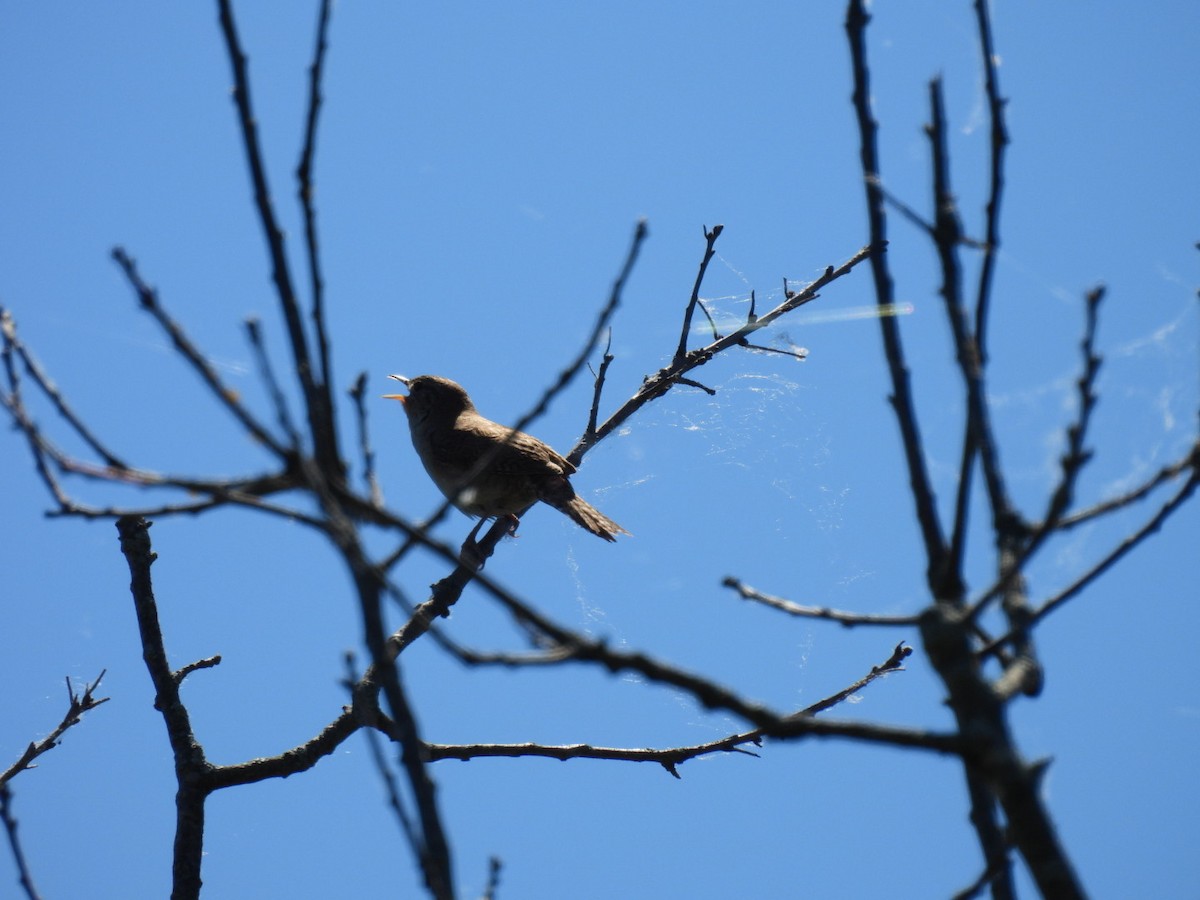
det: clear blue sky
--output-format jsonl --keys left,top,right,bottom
{"left": 2, "top": 3, "right": 1198, "bottom": 898}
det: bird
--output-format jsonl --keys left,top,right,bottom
{"left": 383, "top": 375, "right": 629, "bottom": 548}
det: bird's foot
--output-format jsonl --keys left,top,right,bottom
{"left": 458, "top": 516, "right": 521, "bottom": 570}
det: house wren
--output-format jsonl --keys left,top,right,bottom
{"left": 384, "top": 375, "right": 629, "bottom": 542}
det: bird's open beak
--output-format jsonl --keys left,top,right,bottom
{"left": 382, "top": 374, "right": 410, "bottom": 405}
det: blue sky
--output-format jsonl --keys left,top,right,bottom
{"left": 2, "top": 3, "right": 1198, "bottom": 898}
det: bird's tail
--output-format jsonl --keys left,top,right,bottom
{"left": 558, "top": 496, "right": 630, "bottom": 542}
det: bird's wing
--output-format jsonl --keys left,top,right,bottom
{"left": 501, "top": 430, "right": 577, "bottom": 476}
{"left": 444, "top": 424, "right": 576, "bottom": 478}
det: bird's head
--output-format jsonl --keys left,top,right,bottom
{"left": 383, "top": 374, "right": 475, "bottom": 423}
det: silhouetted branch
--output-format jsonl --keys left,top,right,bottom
{"left": 429, "top": 641, "right": 920, "bottom": 776}
{"left": 298, "top": 0, "right": 335, "bottom": 398}
{"left": 111, "top": 247, "right": 289, "bottom": 458}
{"left": 674, "top": 223, "right": 724, "bottom": 361}
{"left": 927, "top": 76, "right": 1018, "bottom": 589}
{"left": 572, "top": 241, "right": 881, "bottom": 466}
{"left": 0, "top": 785, "right": 41, "bottom": 900}
{"left": 216, "top": 0, "right": 342, "bottom": 476}
{"left": 585, "top": 328, "right": 616, "bottom": 440}
{"left": 971, "top": 0, "right": 1010, "bottom": 354}
{"left": 969, "top": 286, "right": 1107, "bottom": 621}
{"left": 0, "top": 308, "right": 127, "bottom": 469}
{"left": 115, "top": 516, "right": 207, "bottom": 900}
{"left": 475, "top": 572, "right": 956, "bottom": 753}
{"left": 845, "top": 0, "right": 947, "bottom": 594}
{"left": 1034, "top": 462, "right": 1199, "bottom": 624}
{"left": 1058, "top": 450, "right": 1196, "bottom": 528}
{"left": 349, "top": 372, "right": 383, "bottom": 506}
{"left": 245, "top": 316, "right": 301, "bottom": 447}
{"left": 1, "top": 672, "right": 109, "bottom": 789}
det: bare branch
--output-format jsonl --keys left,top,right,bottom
{"left": 349, "top": 372, "right": 384, "bottom": 507}
{"left": 428, "top": 641, "right": 925, "bottom": 778}
{"left": 114, "top": 516, "right": 208, "bottom": 900}
{"left": 1058, "top": 450, "right": 1195, "bottom": 528}
{"left": 969, "top": 287, "right": 1107, "bottom": 620}
{"left": 971, "top": 0, "right": 1011, "bottom": 355}
{"left": 245, "top": 316, "right": 301, "bottom": 447}
{"left": 0, "top": 328, "right": 74, "bottom": 511}
{"left": 723, "top": 577, "right": 919, "bottom": 627}
{"left": 1034, "top": 461, "right": 1199, "bottom": 625}
{"left": 573, "top": 241, "right": 880, "bottom": 465}
{"left": 1039, "top": 287, "right": 1104, "bottom": 530}
{"left": 845, "top": 0, "right": 947, "bottom": 593}
{"left": 584, "top": 328, "right": 616, "bottom": 442}
{"left": 673, "top": 223, "right": 724, "bottom": 362}
{"left": 926, "top": 76, "right": 1019, "bottom": 594}
{"left": 111, "top": 248, "right": 290, "bottom": 458}
{"left": 0, "top": 785, "right": 42, "bottom": 900}
{"left": 0, "top": 308, "right": 127, "bottom": 469}
{"left": 297, "top": 0, "right": 335, "bottom": 397}
{"left": 1, "top": 672, "right": 109, "bottom": 788}
{"left": 215, "top": 0, "right": 342, "bottom": 476}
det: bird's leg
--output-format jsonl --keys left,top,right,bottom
{"left": 458, "top": 515, "right": 522, "bottom": 570}
{"left": 459, "top": 518, "right": 488, "bottom": 570}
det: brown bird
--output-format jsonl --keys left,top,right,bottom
{"left": 384, "top": 375, "right": 629, "bottom": 544}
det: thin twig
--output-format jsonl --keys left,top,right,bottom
{"left": 674, "top": 224, "right": 724, "bottom": 363}
{"left": 722, "top": 577, "right": 919, "bottom": 627}
{"left": 245, "top": 316, "right": 301, "bottom": 447}
{"left": 1, "top": 308, "right": 127, "bottom": 468}
{"left": 927, "top": 76, "right": 1018, "bottom": 594}
{"left": 1058, "top": 451, "right": 1196, "bottom": 528}
{"left": 349, "top": 372, "right": 383, "bottom": 507}
{"left": 111, "top": 248, "right": 289, "bottom": 458}
{"left": 572, "top": 241, "right": 880, "bottom": 466}
{"left": 971, "top": 0, "right": 1010, "bottom": 356}
{"left": 1, "top": 672, "right": 109, "bottom": 787}
{"left": 341, "top": 654, "right": 421, "bottom": 861}
{"left": 584, "top": 328, "right": 616, "bottom": 442}
{"left": 969, "top": 288, "right": 1106, "bottom": 621}
{"left": 1034, "top": 465, "right": 1199, "bottom": 625}
{"left": 0, "top": 331, "right": 74, "bottom": 510}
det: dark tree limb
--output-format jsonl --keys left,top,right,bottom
{"left": 970, "top": 0, "right": 1010, "bottom": 355}
{"left": 0, "top": 785, "right": 41, "bottom": 900}
{"left": 845, "top": 0, "right": 948, "bottom": 595}
{"left": 297, "top": 0, "right": 335, "bottom": 398}
{"left": 115, "top": 517, "right": 209, "bottom": 900}
{"left": 215, "top": 0, "right": 342, "bottom": 478}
